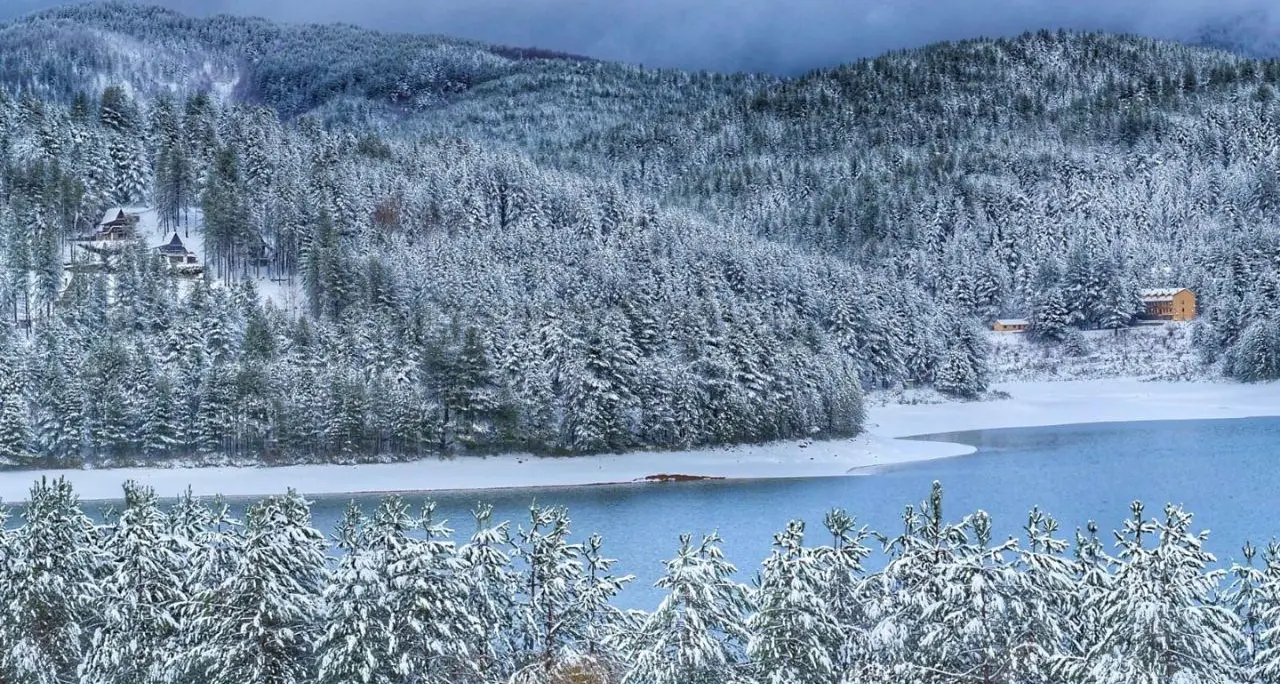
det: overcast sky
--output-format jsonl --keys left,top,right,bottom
{"left": 2, "top": 0, "right": 1279, "bottom": 74}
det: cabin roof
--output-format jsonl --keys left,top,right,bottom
{"left": 99, "top": 208, "right": 128, "bottom": 226}
{"left": 156, "top": 233, "right": 190, "bottom": 255}
{"left": 1139, "top": 288, "right": 1190, "bottom": 303}
{"left": 995, "top": 318, "right": 1029, "bottom": 326}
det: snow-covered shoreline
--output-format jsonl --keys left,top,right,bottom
{"left": 1, "top": 378, "right": 1278, "bottom": 503}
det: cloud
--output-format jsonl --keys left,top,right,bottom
{"left": 4, "top": 0, "right": 1280, "bottom": 74}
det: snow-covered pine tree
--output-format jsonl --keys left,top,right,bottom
{"left": 919, "top": 510, "right": 1023, "bottom": 684}
{"left": 559, "top": 318, "right": 639, "bottom": 453}
{"left": 870, "top": 481, "right": 966, "bottom": 681}
{"left": 509, "top": 504, "right": 589, "bottom": 683}
{"left": 1226, "top": 542, "right": 1276, "bottom": 682}
{"left": 1228, "top": 316, "right": 1280, "bottom": 381}
{"left": 1252, "top": 542, "right": 1280, "bottom": 682}
{"left": 0, "top": 341, "right": 32, "bottom": 465}
{"left": 4, "top": 478, "right": 103, "bottom": 684}
{"left": 813, "top": 509, "right": 877, "bottom": 678}
{"left": 902, "top": 311, "right": 942, "bottom": 386}
{"left": 570, "top": 532, "right": 633, "bottom": 681}
{"left": 935, "top": 317, "right": 990, "bottom": 399}
{"left": 1062, "top": 236, "right": 1112, "bottom": 328}
{"left": 1098, "top": 270, "right": 1140, "bottom": 332}
{"left": 747, "top": 520, "right": 842, "bottom": 684}
{"left": 177, "top": 496, "right": 242, "bottom": 652}
{"left": 1012, "top": 507, "right": 1076, "bottom": 684}
{"left": 1067, "top": 502, "right": 1239, "bottom": 683}
{"left": 831, "top": 288, "right": 906, "bottom": 389}
{"left": 187, "top": 490, "right": 326, "bottom": 684}
{"left": 612, "top": 532, "right": 752, "bottom": 684}
{"left": 32, "top": 341, "right": 88, "bottom": 465}
{"left": 378, "top": 498, "right": 477, "bottom": 683}
{"left": 0, "top": 503, "right": 16, "bottom": 681}
{"left": 1029, "top": 288, "right": 1073, "bottom": 342}
{"left": 315, "top": 502, "right": 396, "bottom": 684}
{"left": 1049, "top": 519, "right": 1116, "bottom": 677}
{"left": 166, "top": 487, "right": 209, "bottom": 550}
{"left": 934, "top": 345, "right": 982, "bottom": 399}
{"left": 80, "top": 481, "right": 188, "bottom": 684}
{"left": 457, "top": 504, "right": 521, "bottom": 682}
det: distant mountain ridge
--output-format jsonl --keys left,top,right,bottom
{"left": 0, "top": 2, "right": 598, "bottom": 115}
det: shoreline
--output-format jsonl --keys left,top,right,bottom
{"left": 0, "top": 378, "right": 1277, "bottom": 504}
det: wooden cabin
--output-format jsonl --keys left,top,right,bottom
{"left": 1139, "top": 288, "right": 1196, "bottom": 321}
{"left": 156, "top": 233, "right": 198, "bottom": 266}
{"left": 94, "top": 208, "right": 139, "bottom": 241}
{"left": 993, "top": 318, "right": 1030, "bottom": 332}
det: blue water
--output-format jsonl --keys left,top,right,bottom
{"left": 76, "top": 417, "right": 1280, "bottom": 609}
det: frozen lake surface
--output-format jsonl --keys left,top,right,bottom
{"left": 76, "top": 416, "right": 1280, "bottom": 609}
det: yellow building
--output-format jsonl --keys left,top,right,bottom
{"left": 992, "top": 318, "right": 1030, "bottom": 332}
{"left": 1139, "top": 288, "right": 1196, "bottom": 321}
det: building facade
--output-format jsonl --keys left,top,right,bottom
{"left": 992, "top": 318, "right": 1030, "bottom": 332}
{"left": 1139, "top": 288, "right": 1196, "bottom": 321}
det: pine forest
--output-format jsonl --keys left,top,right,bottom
{"left": 0, "top": 477, "right": 1271, "bottom": 684}
{"left": 0, "top": 3, "right": 1274, "bottom": 468}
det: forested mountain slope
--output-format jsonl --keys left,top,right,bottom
{"left": 0, "top": 5, "right": 879, "bottom": 468}
{"left": 543, "top": 30, "right": 1280, "bottom": 380}
{"left": 0, "top": 4, "right": 1277, "bottom": 468}
{"left": 0, "top": 3, "right": 769, "bottom": 146}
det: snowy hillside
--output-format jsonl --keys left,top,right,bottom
{"left": 1, "top": 7, "right": 1280, "bottom": 468}
{"left": 145, "top": 209, "right": 304, "bottom": 315}
{"left": 987, "top": 324, "right": 1206, "bottom": 382}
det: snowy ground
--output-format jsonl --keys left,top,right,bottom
{"left": 1, "top": 378, "right": 1278, "bottom": 503}
{"left": 987, "top": 323, "right": 1204, "bottom": 381}
{"left": 118, "top": 207, "right": 305, "bottom": 315}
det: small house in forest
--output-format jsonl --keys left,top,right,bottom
{"left": 245, "top": 234, "right": 274, "bottom": 267}
{"left": 1139, "top": 288, "right": 1196, "bottom": 321}
{"left": 92, "top": 208, "right": 139, "bottom": 241}
{"left": 992, "top": 318, "right": 1030, "bottom": 332}
{"left": 155, "top": 233, "right": 201, "bottom": 274}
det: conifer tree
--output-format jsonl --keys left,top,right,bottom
{"left": 1226, "top": 542, "right": 1275, "bottom": 682}
{"left": 315, "top": 503, "right": 395, "bottom": 684}
{"left": 1065, "top": 502, "right": 1239, "bottom": 683}
{"left": 458, "top": 505, "right": 520, "bottom": 682}
{"left": 80, "top": 482, "right": 188, "bottom": 684}
{"left": 376, "top": 498, "right": 476, "bottom": 683}
{"left": 1029, "top": 288, "right": 1073, "bottom": 342}
{"left": 1256, "top": 542, "right": 1280, "bottom": 682}
{"left": 748, "top": 520, "right": 841, "bottom": 684}
{"left": 814, "top": 509, "right": 876, "bottom": 678}
{"left": 5, "top": 478, "right": 102, "bottom": 684}
{"left": 0, "top": 363, "right": 32, "bottom": 466}
{"left": 187, "top": 491, "right": 326, "bottom": 684}
{"left": 613, "top": 532, "right": 751, "bottom": 684}
{"left": 510, "top": 504, "right": 578, "bottom": 679}
{"left": 1014, "top": 508, "right": 1076, "bottom": 684}
{"left": 872, "top": 481, "right": 965, "bottom": 681}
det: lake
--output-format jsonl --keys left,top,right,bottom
{"left": 78, "top": 417, "right": 1280, "bottom": 609}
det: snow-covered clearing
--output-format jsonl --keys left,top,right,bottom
{"left": 987, "top": 323, "right": 1204, "bottom": 381}
{"left": 96, "top": 206, "right": 305, "bottom": 313}
{"left": 868, "top": 378, "right": 1280, "bottom": 439}
{"left": 1, "top": 378, "right": 1278, "bottom": 503}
